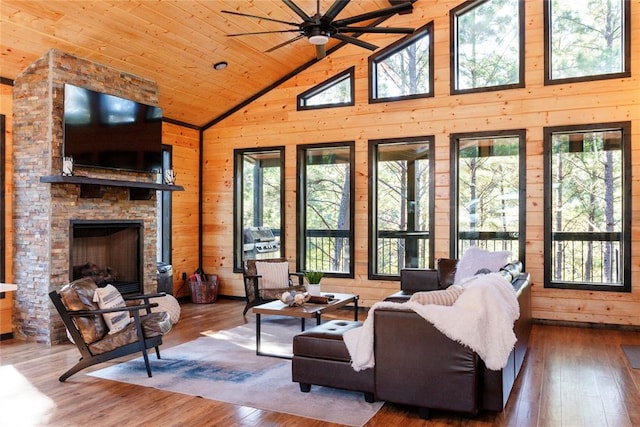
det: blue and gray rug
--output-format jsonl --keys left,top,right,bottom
{"left": 89, "top": 317, "right": 382, "bottom": 426}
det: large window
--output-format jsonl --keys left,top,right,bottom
{"left": 369, "top": 22, "right": 434, "bottom": 103}
{"left": 451, "top": 130, "right": 526, "bottom": 261}
{"left": 544, "top": 0, "right": 630, "bottom": 84}
{"left": 157, "top": 145, "right": 173, "bottom": 264}
{"left": 297, "top": 143, "right": 354, "bottom": 277}
{"left": 451, "top": 0, "right": 524, "bottom": 94}
{"left": 369, "top": 137, "right": 434, "bottom": 279}
{"left": 544, "top": 123, "right": 631, "bottom": 291}
{"left": 234, "top": 148, "right": 285, "bottom": 272}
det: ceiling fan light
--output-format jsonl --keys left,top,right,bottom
{"left": 308, "top": 34, "right": 329, "bottom": 45}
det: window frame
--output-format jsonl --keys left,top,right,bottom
{"left": 368, "top": 21, "right": 435, "bottom": 103}
{"left": 543, "top": 0, "right": 631, "bottom": 85}
{"left": 368, "top": 136, "right": 435, "bottom": 280}
{"left": 450, "top": 0, "right": 525, "bottom": 95}
{"left": 450, "top": 129, "right": 527, "bottom": 262}
{"left": 543, "top": 122, "right": 631, "bottom": 292}
{"left": 233, "top": 146, "right": 286, "bottom": 273}
{"left": 297, "top": 66, "right": 355, "bottom": 111}
{"left": 296, "top": 142, "right": 355, "bottom": 278}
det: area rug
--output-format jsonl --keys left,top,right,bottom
{"left": 621, "top": 344, "right": 640, "bottom": 369}
{"left": 89, "top": 317, "right": 382, "bottom": 426}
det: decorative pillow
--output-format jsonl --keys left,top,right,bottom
{"left": 453, "top": 247, "right": 511, "bottom": 285}
{"left": 150, "top": 294, "right": 181, "bottom": 324}
{"left": 255, "top": 261, "right": 289, "bottom": 289}
{"left": 410, "top": 285, "right": 464, "bottom": 306}
{"left": 93, "top": 284, "right": 131, "bottom": 334}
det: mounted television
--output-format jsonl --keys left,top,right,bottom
{"left": 63, "top": 83, "right": 162, "bottom": 173}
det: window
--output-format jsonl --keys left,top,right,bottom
{"left": 157, "top": 145, "right": 172, "bottom": 264}
{"left": 369, "top": 22, "right": 434, "bottom": 102}
{"left": 297, "top": 67, "right": 354, "bottom": 110}
{"left": 369, "top": 137, "right": 434, "bottom": 279}
{"left": 297, "top": 143, "right": 354, "bottom": 277}
{"left": 451, "top": 0, "right": 524, "bottom": 93}
{"left": 544, "top": 0, "right": 630, "bottom": 84}
{"left": 544, "top": 123, "right": 631, "bottom": 291}
{"left": 233, "top": 147, "right": 285, "bottom": 272}
{"left": 451, "top": 130, "right": 526, "bottom": 261}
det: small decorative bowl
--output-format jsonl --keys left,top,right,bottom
{"left": 280, "top": 291, "right": 311, "bottom": 307}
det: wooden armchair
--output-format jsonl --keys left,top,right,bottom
{"left": 49, "top": 277, "right": 172, "bottom": 382}
{"left": 242, "top": 258, "right": 305, "bottom": 315}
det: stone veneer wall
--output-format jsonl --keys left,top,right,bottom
{"left": 13, "top": 49, "right": 160, "bottom": 344}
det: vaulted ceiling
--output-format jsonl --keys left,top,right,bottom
{"left": 1, "top": 0, "right": 418, "bottom": 128}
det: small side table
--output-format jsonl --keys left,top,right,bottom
{"left": 0, "top": 283, "right": 17, "bottom": 340}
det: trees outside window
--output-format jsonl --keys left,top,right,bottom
{"left": 369, "top": 22, "right": 434, "bottom": 102}
{"left": 156, "top": 145, "right": 172, "bottom": 264}
{"left": 544, "top": 0, "right": 630, "bottom": 84}
{"left": 451, "top": 130, "right": 526, "bottom": 261}
{"left": 369, "top": 137, "right": 434, "bottom": 279}
{"left": 297, "top": 143, "right": 354, "bottom": 277}
{"left": 451, "top": 0, "right": 524, "bottom": 93}
{"left": 544, "top": 123, "right": 630, "bottom": 291}
{"left": 233, "top": 148, "right": 285, "bottom": 272}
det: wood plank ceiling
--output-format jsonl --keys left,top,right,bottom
{"left": 1, "top": 0, "right": 412, "bottom": 127}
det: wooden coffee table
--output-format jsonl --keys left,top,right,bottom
{"left": 252, "top": 292, "right": 359, "bottom": 358}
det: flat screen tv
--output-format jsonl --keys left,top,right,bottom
{"left": 63, "top": 83, "right": 162, "bottom": 173}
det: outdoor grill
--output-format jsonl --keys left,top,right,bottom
{"left": 243, "top": 226, "right": 281, "bottom": 259}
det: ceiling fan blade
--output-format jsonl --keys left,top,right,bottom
{"left": 221, "top": 10, "right": 300, "bottom": 27}
{"left": 338, "top": 26, "right": 414, "bottom": 34}
{"left": 265, "top": 34, "right": 305, "bottom": 53}
{"left": 323, "top": 0, "right": 350, "bottom": 22}
{"left": 227, "top": 29, "right": 300, "bottom": 37}
{"left": 315, "top": 44, "right": 326, "bottom": 59}
{"left": 282, "top": 0, "right": 312, "bottom": 22}
{"left": 333, "top": 2, "right": 413, "bottom": 27}
{"left": 332, "top": 33, "right": 378, "bottom": 51}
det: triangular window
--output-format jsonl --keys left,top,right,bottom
{"left": 297, "top": 67, "right": 354, "bottom": 110}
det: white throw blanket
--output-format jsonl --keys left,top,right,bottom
{"left": 343, "top": 273, "right": 520, "bottom": 371}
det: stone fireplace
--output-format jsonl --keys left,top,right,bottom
{"left": 12, "top": 49, "right": 161, "bottom": 344}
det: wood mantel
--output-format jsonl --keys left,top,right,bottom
{"left": 40, "top": 175, "right": 184, "bottom": 200}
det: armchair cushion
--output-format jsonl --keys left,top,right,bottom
{"left": 59, "top": 277, "right": 107, "bottom": 344}
{"left": 256, "top": 261, "right": 290, "bottom": 289}
{"left": 93, "top": 284, "right": 131, "bottom": 334}
{"left": 88, "top": 311, "right": 171, "bottom": 355}
{"left": 454, "top": 247, "right": 511, "bottom": 285}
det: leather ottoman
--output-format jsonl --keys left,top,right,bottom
{"left": 292, "top": 319, "right": 374, "bottom": 402}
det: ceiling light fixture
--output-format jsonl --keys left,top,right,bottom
{"left": 213, "top": 61, "right": 228, "bottom": 70}
{"left": 308, "top": 34, "right": 329, "bottom": 45}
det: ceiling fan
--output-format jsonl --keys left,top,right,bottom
{"left": 222, "top": 0, "right": 415, "bottom": 59}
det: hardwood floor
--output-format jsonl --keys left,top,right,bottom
{"left": 2, "top": 298, "right": 640, "bottom": 426}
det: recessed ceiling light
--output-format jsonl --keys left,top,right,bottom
{"left": 213, "top": 61, "right": 228, "bottom": 70}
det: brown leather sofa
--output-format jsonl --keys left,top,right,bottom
{"left": 375, "top": 259, "right": 531, "bottom": 417}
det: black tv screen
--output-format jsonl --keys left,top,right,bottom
{"left": 63, "top": 83, "right": 162, "bottom": 173}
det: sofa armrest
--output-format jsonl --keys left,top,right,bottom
{"left": 374, "top": 308, "right": 480, "bottom": 415}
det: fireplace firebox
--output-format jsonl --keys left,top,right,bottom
{"left": 69, "top": 220, "right": 144, "bottom": 295}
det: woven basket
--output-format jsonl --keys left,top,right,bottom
{"left": 188, "top": 274, "right": 218, "bottom": 304}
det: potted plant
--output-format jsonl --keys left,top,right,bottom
{"left": 304, "top": 270, "right": 324, "bottom": 296}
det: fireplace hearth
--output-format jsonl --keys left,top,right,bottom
{"left": 70, "top": 220, "right": 144, "bottom": 295}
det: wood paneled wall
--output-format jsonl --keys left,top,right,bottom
{"left": 1, "top": 83, "right": 13, "bottom": 283}
{"left": 162, "top": 123, "right": 200, "bottom": 298}
{"left": 202, "top": 1, "right": 640, "bottom": 325}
